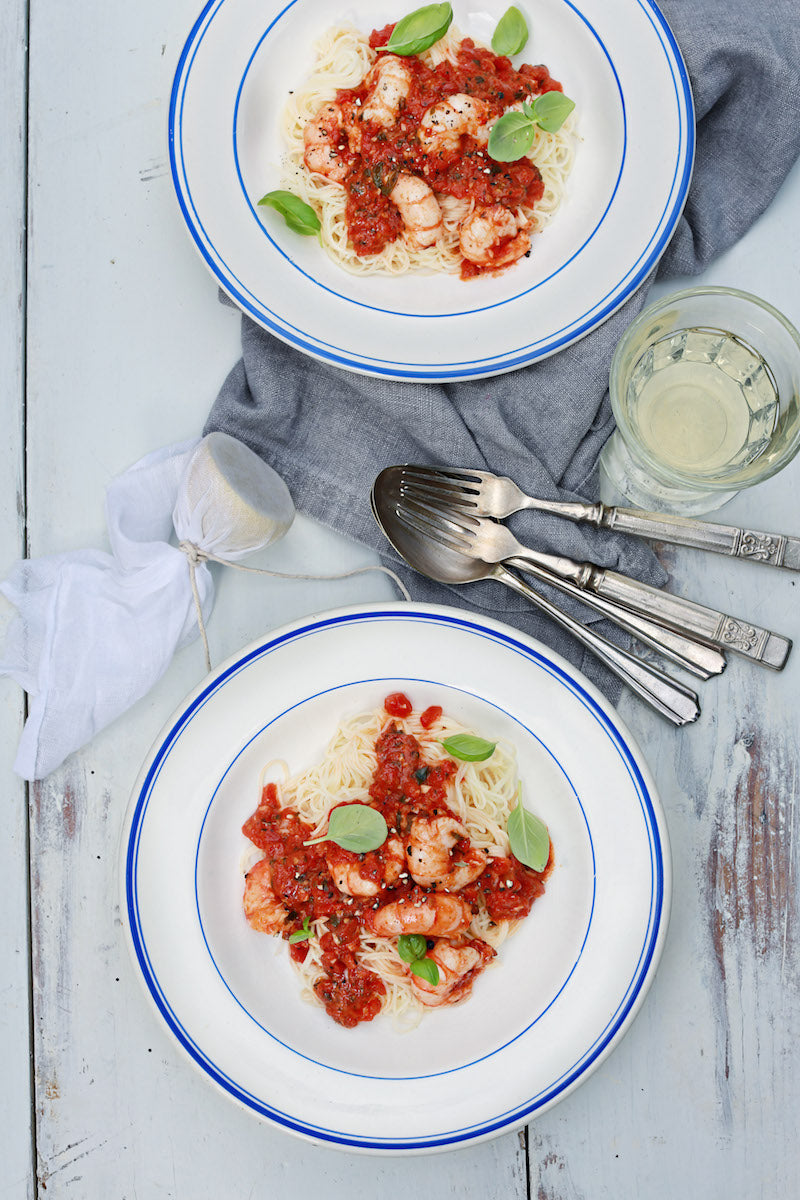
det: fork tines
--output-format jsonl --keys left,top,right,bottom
{"left": 401, "top": 464, "right": 481, "bottom": 484}
{"left": 395, "top": 494, "right": 479, "bottom": 552}
{"left": 398, "top": 465, "right": 483, "bottom": 509}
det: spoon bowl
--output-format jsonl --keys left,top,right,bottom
{"left": 371, "top": 469, "right": 491, "bottom": 586}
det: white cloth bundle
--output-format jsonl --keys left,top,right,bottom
{"left": 0, "top": 433, "right": 295, "bottom": 781}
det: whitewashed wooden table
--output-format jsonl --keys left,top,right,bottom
{"left": 2, "top": 2, "right": 799, "bottom": 1195}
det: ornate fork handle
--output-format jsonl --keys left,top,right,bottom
{"left": 585, "top": 567, "right": 791, "bottom": 669}
{"left": 506, "top": 551, "right": 792, "bottom": 669}
{"left": 578, "top": 504, "right": 800, "bottom": 570}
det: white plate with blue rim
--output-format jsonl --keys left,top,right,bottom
{"left": 169, "top": 0, "right": 693, "bottom": 382}
{"left": 121, "top": 601, "right": 671, "bottom": 1153}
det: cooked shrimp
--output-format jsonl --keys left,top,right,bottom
{"left": 418, "top": 93, "right": 489, "bottom": 155}
{"left": 442, "top": 846, "right": 488, "bottom": 891}
{"left": 303, "top": 102, "right": 349, "bottom": 183}
{"left": 243, "top": 858, "right": 288, "bottom": 935}
{"left": 327, "top": 836, "right": 405, "bottom": 898}
{"left": 406, "top": 815, "right": 487, "bottom": 889}
{"left": 359, "top": 54, "right": 412, "bottom": 127}
{"left": 367, "top": 893, "right": 471, "bottom": 938}
{"left": 411, "top": 937, "right": 496, "bottom": 1007}
{"left": 389, "top": 172, "right": 443, "bottom": 249}
{"left": 406, "top": 815, "right": 465, "bottom": 883}
{"left": 459, "top": 204, "right": 531, "bottom": 271}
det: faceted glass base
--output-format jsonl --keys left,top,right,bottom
{"left": 599, "top": 433, "right": 740, "bottom": 515}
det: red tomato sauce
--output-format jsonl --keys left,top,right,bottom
{"left": 462, "top": 851, "right": 550, "bottom": 921}
{"left": 241, "top": 692, "right": 551, "bottom": 1026}
{"left": 334, "top": 32, "right": 562, "bottom": 269}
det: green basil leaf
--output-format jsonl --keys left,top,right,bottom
{"left": 385, "top": 3, "right": 453, "bottom": 56}
{"left": 257, "top": 190, "right": 321, "bottom": 236}
{"left": 440, "top": 733, "right": 497, "bottom": 762}
{"left": 397, "top": 933, "right": 428, "bottom": 963}
{"left": 287, "top": 917, "right": 314, "bottom": 944}
{"left": 410, "top": 957, "right": 440, "bottom": 985}
{"left": 491, "top": 6, "right": 529, "bottom": 56}
{"left": 487, "top": 109, "right": 536, "bottom": 162}
{"left": 531, "top": 90, "right": 575, "bottom": 133}
{"left": 507, "top": 799, "right": 550, "bottom": 872}
{"left": 326, "top": 804, "right": 388, "bottom": 852}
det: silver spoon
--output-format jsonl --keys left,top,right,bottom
{"left": 379, "top": 466, "right": 789, "bottom": 671}
{"left": 370, "top": 485, "right": 700, "bottom": 726}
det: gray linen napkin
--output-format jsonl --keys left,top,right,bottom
{"left": 205, "top": 0, "right": 800, "bottom": 698}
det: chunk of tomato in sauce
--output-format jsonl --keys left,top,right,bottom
{"left": 369, "top": 23, "right": 397, "bottom": 50}
{"left": 384, "top": 691, "right": 413, "bottom": 718}
{"left": 420, "top": 704, "right": 443, "bottom": 729}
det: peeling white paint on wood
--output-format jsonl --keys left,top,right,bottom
{"left": 3, "top": 0, "right": 800, "bottom": 1195}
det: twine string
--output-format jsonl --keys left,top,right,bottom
{"left": 179, "top": 540, "right": 412, "bottom": 674}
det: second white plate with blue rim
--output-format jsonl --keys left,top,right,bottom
{"left": 121, "top": 601, "right": 671, "bottom": 1153}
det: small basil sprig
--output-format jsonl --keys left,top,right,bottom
{"left": 397, "top": 933, "right": 427, "bottom": 962}
{"left": 258, "top": 190, "right": 321, "bottom": 236}
{"left": 385, "top": 3, "right": 453, "bottom": 56}
{"left": 491, "top": 6, "right": 528, "bottom": 56}
{"left": 397, "top": 934, "right": 440, "bottom": 985}
{"left": 529, "top": 91, "right": 576, "bottom": 132}
{"left": 507, "top": 792, "right": 550, "bottom": 871}
{"left": 287, "top": 916, "right": 314, "bottom": 944}
{"left": 306, "top": 804, "right": 388, "bottom": 853}
{"left": 487, "top": 92, "right": 575, "bottom": 162}
{"left": 410, "top": 957, "right": 440, "bottom": 985}
{"left": 440, "top": 733, "right": 496, "bottom": 762}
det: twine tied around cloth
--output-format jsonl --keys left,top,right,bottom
{"left": 178, "top": 539, "right": 410, "bottom": 673}
{"left": 0, "top": 432, "right": 411, "bottom": 781}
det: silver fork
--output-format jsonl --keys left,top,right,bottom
{"left": 396, "top": 499, "right": 725, "bottom": 680}
{"left": 395, "top": 494, "right": 792, "bottom": 670}
{"left": 395, "top": 464, "right": 800, "bottom": 572}
{"left": 370, "top": 489, "right": 701, "bottom": 725}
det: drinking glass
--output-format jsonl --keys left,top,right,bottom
{"left": 599, "top": 286, "right": 800, "bottom": 514}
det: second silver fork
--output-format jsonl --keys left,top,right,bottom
{"left": 392, "top": 491, "right": 791, "bottom": 670}
{"left": 394, "top": 497, "right": 725, "bottom": 679}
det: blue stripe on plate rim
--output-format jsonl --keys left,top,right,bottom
{"left": 167, "top": 0, "right": 694, "bottom": 378}
{"left": 124, "top": 608, "right": 666, "bottom": 1151}
{"left": 193, "top": 675, "right": 598, "bottom": 1080}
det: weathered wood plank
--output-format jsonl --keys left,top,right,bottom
{"left": 23, "top": 0, "right": 521, "bottom": 1194}
{"left": 0, "top": 0, "right": 34, "bottom": 1195}
{"left": 524, "top": 156, "right": 800, "bottom": 1194}
{"left": 20, "top": 0, "right": 800, "bottom": 1191}
{"left": 528, "top": 661, "right": 800, "bottom": 1198}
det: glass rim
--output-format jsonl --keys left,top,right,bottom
{"left": 609, "top": 285, "right": 800, "bottom": 491}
